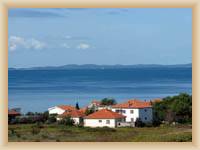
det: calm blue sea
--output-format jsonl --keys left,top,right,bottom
{"left": 8, "top": 68, "right": 192, "bottom": 113}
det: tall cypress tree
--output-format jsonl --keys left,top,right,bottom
{"left": 76, "top": 102, "right": 80, "bottom": 110}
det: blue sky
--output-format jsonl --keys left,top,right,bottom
{"left": 8, "top": 8, "right": 192, "bottom": 68}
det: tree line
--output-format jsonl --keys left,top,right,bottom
{"left": 152, "top": 93, "right": 192, "bottom": 125}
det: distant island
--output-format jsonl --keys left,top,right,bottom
{"left": 8, "top": 63, "right": 192, "bottom": 70}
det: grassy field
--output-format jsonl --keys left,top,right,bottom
{"left": 8, "top": 124, "right": 192, "bottom": 142}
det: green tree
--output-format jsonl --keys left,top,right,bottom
{"left": 152, "top": 93, "right": 192, "bottom": 125}
{"left": 59, "top": 116, "right": 74, "bottom": 126}
{"left": 26, "top": 112, "right": 34, "bottom": 116}
{"left": 75, "top": 102, "right": 80, "bottom": 110}
{"left": 85, "top": 106, "right": 95, "bottom": 116}
{"left": 100, "top": 98, "right": 117, "bottom": 106}
{"left": 42, "top": 111, "right": 49, "bottom": 121}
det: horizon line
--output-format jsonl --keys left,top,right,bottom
{"left": 9, "top": 63, "right": 192, "bottom": 69}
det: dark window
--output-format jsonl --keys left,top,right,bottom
{"left": 131, "top": 118, "right": 134, "bottom": 122}
{"left": 130, "top": 110, "right": 134, "bottom": 114}
{"left": 106, "top": 120, "right": 110, "bottom": 124}
{"left": 145, "top": 117, "right": 147, "bottom": 120}
{"left": 144, "top": 109, "right": 147, "bottom": 112}
{"left": 99, "top": 120, "right": 102, "bottom": 123}
{"left": 116, "top": 110, "right": 120, "bottom": 113}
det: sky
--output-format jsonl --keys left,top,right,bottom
{"left": 8, "top": 8, "right": 192, "bottom": 68}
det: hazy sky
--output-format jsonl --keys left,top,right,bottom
{"left": 8, "top": 8, "right": 192, "bottom": 68}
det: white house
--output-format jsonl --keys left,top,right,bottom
{"left": 84, "top": 109, "right": 126, "bottom": 128}
{"left": 57, "top": 109, "right": 85, "bottom": 125}
{"left": 111, "top": 100, "right": 153, "bottom": 123}
{"left": 48, "top": 105, "right": 76, "bottom": 115}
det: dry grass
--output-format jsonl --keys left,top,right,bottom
{"left": 8, "top": 124, "right": 192, "bottom": 142}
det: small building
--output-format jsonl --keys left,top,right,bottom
{"left": 112, "top": 100, "right": 153, "bottom": 123}
{"left": 57, "top": 109, "right": 85, "bottom": 125}
{"left": 84, "top": 109, "right": 126, "bottom": 128}
{"left": 8, "top": 109, "right": 21, "bottom": 123}
{"left": 87, "top": 100, "right": 101, "bottom": 111}
{"left": 48, "top": 105, "right": 76, "bottom": 115}
{"left": 88, "top": 100, "right": 112, "bottom": 111}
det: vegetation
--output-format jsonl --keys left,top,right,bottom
{"left": 152, "top": 93, "right": 192, "bottom": 125}
{"left": 85, "top": 106, "right": 95, "bottom": 115}
{"left": 8, "top": 93, "right": 192, "bottom": 142}
{"left": 8, "top": 124, "right": 191, "bottom": 142}
{"left": 100, "top": 98, "right": 117, "bottom": 106}
{"left": 75, "top": 102, "right": 80, "bottom": 110}
{"left": 58, "top": 116, "right": 74, "bottom": 126}
{"left": 135, "top": 118, "right": 145, "bottom": 127}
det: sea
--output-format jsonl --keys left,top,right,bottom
{"left": 8, "top": 67, "right": 192, "bottom": 113}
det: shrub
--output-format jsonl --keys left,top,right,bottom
{"left": 85, "top": 127, "right": 116, "bottom": 132}
{"left": 31, "top": 126, "right": 41, "bottom": 135}
{"left": 36, "top": 122, "right": 44, "bottom": 128}
{"left": 85, "top": 107, "right": 95, "bottom": 115}
{"left": 46, "top": 115, "right": 57, "bottom": 124}
{"left": 56, "top": 139, "right": 60, "bottom": 142}
{"left": 16, "top": 132, "right": 21, "bottom": 138}
{"left": 135, "top": 118, "right": 145, "bottom": 127}
{"left": 58, "top": 116, "right": 74, "bottom": 126}
{"left": 10, "top": 128, "right": 16, "bottom": 135}
{"left": 145, "top": 122, "right": 153, "bottom": 127}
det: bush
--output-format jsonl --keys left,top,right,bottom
{"left": 85, "top": 127, "right": 116, "bottom": 132}
{"left": 16, "top": 132, "right": 21, "bottom": 138}
{"left": 8, "top": 128, "right": 16, "bottom": 137}
{"left": 145, "top": 122, "right": 153, "bottom": 127}
{"left": 58, "top": 116, "right": 74, "bottom": 126}
{"left": 31, "top": 126, "right": 41, "bottom": 135}
{"left": 10, "top": 113, "right": 50, "bottom": 124}
{"left": 135, "top": 118, "right": 145, "bottom": 127}
{"left": 10, "top": 128, "right": 16, "bottom": 135}
{"left": 46, "top": 115, "right": 57, "bottom": 124}
{"left": 56, "top": 139, "right": 60, "bottom": 142}
{"left": 85, "top": 107, "right": 95, "bottom": 116}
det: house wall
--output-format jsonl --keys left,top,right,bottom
{"left": 72, "top": 117, "right": 80, "bottom": 124}
{"left": 48, "top": 107, "right": 65, "bottom": 115}
{"left": 98, "top": 106, "right": 112, "bottom": 110}
{"left": 112, "top": 108, "right": 152, "bottom": 123}
{"left": 84, "top": 119, "right": 116, "bottom": 128}
{"left": 112, "top": 108, "right": 139, "bottom": 122}
{"left": 138, "top": 108, "right": 153, "bottom": 123}
{"left": 56, "top": 117, "right": 80, "bottom": 125}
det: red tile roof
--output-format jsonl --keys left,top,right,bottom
{"left": 59, "top": 110, "right": 85, "bottom": 118}
{"left": 84, "top": 109, "right": 126, "bottom": 119}
{"left": 112, "top": 99, "right": 152, "bottom": 109}
{"left": 8, "top": 110, "right": 21, "bottom": 115}
{"left": 79, "top": 107, "right": 87, "bottom": 113}
{"left": 57, "top": 105, "right": 76, "bottom": 111}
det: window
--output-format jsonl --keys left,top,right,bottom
{"left": 122, "top": 110, "right": 126, "bottom": 114}
{"left": 99, "top": 120, "right": 102, "bottom": 123}
{"left": 144, "top": 109, "right": 147, "bottom": 112}
{"left": 130, "top": 110, "right": 134, "bottom": 114}
{"left": 145, "top": 117, "right": 147, "bottom": 120}
{"left": 106, "top": 120, "right": 110, "bottom": 124}
{"left": 131, "top": 118, "right": 134, "bottom": 122}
